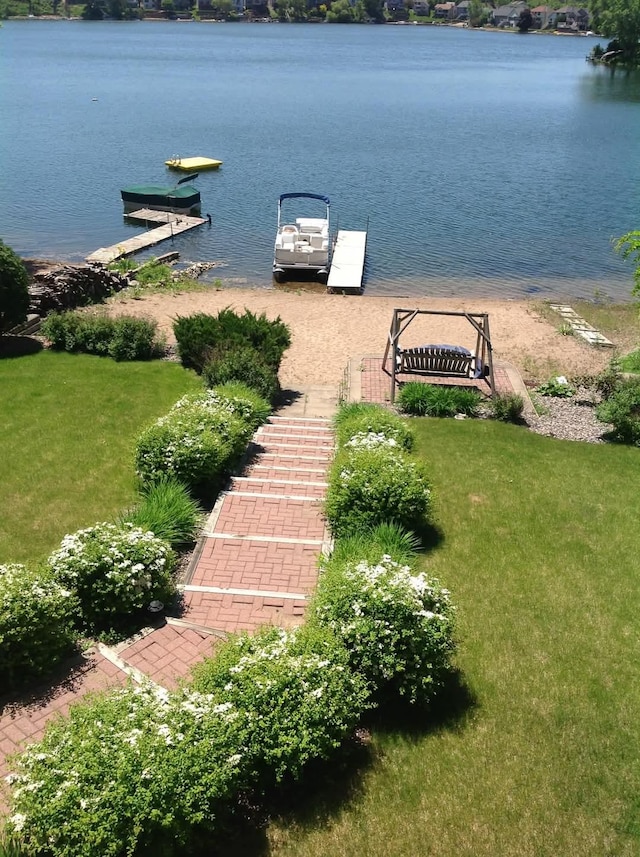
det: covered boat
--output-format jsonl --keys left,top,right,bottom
{"left": 120, "top": 181, "right": 201, "bottom": 215}
{"left": 273, "top": 192, "right": 331, "bottom": 283}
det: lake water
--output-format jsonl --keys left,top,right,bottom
{"left": 1, "top": 20, "right": 640, "bottom": 300}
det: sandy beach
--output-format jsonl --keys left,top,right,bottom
{"left": 105, "top": 288, "right": 614, "bottom": 389}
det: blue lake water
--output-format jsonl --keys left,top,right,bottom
{"left": 1, "top": 20, "right": 640, "bottom": 299}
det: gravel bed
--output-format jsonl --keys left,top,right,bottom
{"left": 525, "top": 388, "right": 612, "bottom": 444}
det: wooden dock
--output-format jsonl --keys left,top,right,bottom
{"left": 327, "top": 230, "right": 367, "bottom": 295}
{"left": 86, "top": 209, "right": 207, "bottom": 265}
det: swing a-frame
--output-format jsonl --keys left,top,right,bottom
{"left": 382, "top": 308, "right": 496, "bottom": 403}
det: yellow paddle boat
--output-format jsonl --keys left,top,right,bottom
{"left": 165, "top": 156, "right": 223, "bottom": 171}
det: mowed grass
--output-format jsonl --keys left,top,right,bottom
{"left": 0, "top": 350, "right": 200, "bottom": 564}
{"left": 269, "top": 419, "right": 640, "bottom": 857}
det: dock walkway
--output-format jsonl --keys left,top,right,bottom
{"left": 327, "top": 230, "right": 367, "bottom": 295}
{"left": 86, "top": 209, "right": 206, "bottom": 265}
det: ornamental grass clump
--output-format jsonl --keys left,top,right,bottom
{"left": 334, "top": 402, "right": 414, "bottom": 451}
{"left": 190, "top": 624, "right": 370, "bottom": 787}
{"left": 135, "top": 392, "right": 252, "bottom": 496}
{"left": 0, "top": 563, "right": 78, "bottom": 690}
{"left": 325, "top": 446, "right": 432, "bottom": 539}
{"left": 311, "top": 553, "right": 456, "bottom": 706}
{"left": 6, "top": 683, "right": 251, "bottom": 856}
{"left": 398, "top": 382, "right": 482, "bottom": 417}
{"left": 118, "top": 474, "right": 203, "bottom": 549}
{"left": 47, "top": 523, "right": 176, "bottom": 636}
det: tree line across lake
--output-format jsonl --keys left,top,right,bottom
{"left": 2, "top": 0, "right": 638, "bottom": 67}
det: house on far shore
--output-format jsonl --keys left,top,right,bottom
{"left": 530, "top": 4, "right": 557, "bottom": 28}
{"left": 434, "top": 1, "right": 457, "bottom": 19}
{"left": 555, "top": 5, "right": 590, "bottom": 31}
{"left": 413, "top": 0, "right": 430, "bottom": 14}
{"left": 491, "top": 0, "right": 527, "bottom": 27}
{"left": 455, "top": 0, "right": 471, "bottom": 20}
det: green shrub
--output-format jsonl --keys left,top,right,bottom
{"left": 173, "top": 308, "right": 291, "bottom": 374}
{"left": 0, "top": 563, "right": 78, "bottom": 689}
{"left": 617, "top": 348, "right": 640, "bottom": 374}
{"left": 596, "top": 378, "right": 640, "bottom": 445}
{"left": 135, "top": 393, "right": 252, "bottom": 495}
{"left": 490, "top": 392, "right": 525, "bottom": 423}
{"left": 6, "top": 683, "right": 251, "bottom": 856}
{"left": 311, "top": 553, "right": 456, "bottom": 705}
{"left": 0, "top": 241, "right": 29, "bottom": 335}
{"left": 190, "top": 624, "right": 370, "bottom": 786}
{"left": 119, "top": 475, "right": 203, "bottom": 548}
{"left": 202, "top": 345, "right": 280, "bottom": 404}
{"left": 325, "top": 446, "right": 432, "bottom": 539}
{"left": 398, "top": 382, "right": 482, "bottom": 417}
{"left": 534, "top": 376, "right": 575, "bottom": 398}
{"left": 326, "top": 522, "right": 421, "bottom": 568}
{"left": 334, "top": 402, "right": 414, "bottom": 451}
{"left": 41, "top": 311, "right": 162, "bottom": 361}
{"left": 47, "top": 523, "right": 176, "bottom": 635}
{"left": 107, "top": 316, "right": 162, "bottom": 361}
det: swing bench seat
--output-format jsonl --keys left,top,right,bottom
{"left": 396, "top": 344, "right": 482, "bottom": 379}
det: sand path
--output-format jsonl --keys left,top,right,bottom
{"left": 107, "top": 289, "right": 611, "bottom": 388}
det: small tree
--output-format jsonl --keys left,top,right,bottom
{"left": 517, "top": 7, "right": 532, "bottom": 31}
{"left": 0, "top": 241, "right": 29, "bottom": 337}
{"left": 614, "top": 230, "right": 640, "bottom": 298}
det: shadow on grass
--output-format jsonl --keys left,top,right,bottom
{"left": 0, "top": 335, "right": 43, "bottom": 359}
{"left": 190, "top": 674, "right": 475, "bottom": 857}
{"left": 367, "top": 668, "right": 478, "bottom": 741}
{"left": 414, "top": 519, "right": 445, "bottom": 553}
{"left": 203, "top": 735, "right": 377, "bottom": 857}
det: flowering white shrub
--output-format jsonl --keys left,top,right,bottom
{"left": 311, "top": 554, "right": 455, "bottom": 705}
{"left": 191, "top": 624, "right": 370, "bottom": 785}
{"left": 325, "top": 446, "right": 432, "bottom": 539}
{"left": 6, "top": 682, "right": 250, "bottom": 856}
{"left": 344, "top": 431, "right": 402, "bottom": 450}
{"left": 47, "top": 523, "right": 176, "bottom": 634}
{"left": 335, "top": 403, "right": 414, "bottom": 451}
{"left": 174, "top": 384, "right": 270, "bottom": 431}
{"left": 0, "top": 563, "right": 77, "bottom": 688}
{"left": 135, "top": 393, "right": 252, "bottom": 494}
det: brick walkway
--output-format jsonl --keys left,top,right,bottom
{"left": 0, "top": 408, "right": 334, "bottom": 807}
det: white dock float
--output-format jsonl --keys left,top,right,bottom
{"left": 86, "top": 210, "right": 206, "bottom": 265}
{"left": 327, "top": 230, "right": 367, "bottom": 295}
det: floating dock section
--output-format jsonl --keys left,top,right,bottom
{"left": 86, "top": 209, "right": 206, "bottom": 265}
{"left": 327, "top": 230, "right": 367, "bottom": 295}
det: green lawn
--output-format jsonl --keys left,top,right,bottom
{"left": 0, "top": 350, "right": 199, "bottom": 564}
{"left": 269, "top": 419, "right": 640, "bottom": 857}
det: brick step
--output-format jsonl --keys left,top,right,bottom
{"left": 229, "top": 476, "right": 326, "bottom": 498}
{"left": 243, "top": 462, "right": 329, "bottom": 479}
{"left": 115, "top": 624, "right": 216, "bottom": 690}
{"left": 179, "top": 589, "right": 307, "bottom": 635}
{"left": 268, "top": 415, "right": 331, "bottom": 426}
{"left": 187, "top": 534, "right": 320, "bottom": 591}
{"left": 258, "top": 426, "right": 333, "bottom": 439}
{"left": 244, "top": 456, "right": 331, "bottom": 475}
{"left": 254, "top": 434, "right": 334, "bottom": 451}
{"left": 212, "top": 495, "right": 326, "bottom": 541}
{"left": 252, "top": 441, "right": 333, "bottom": 459}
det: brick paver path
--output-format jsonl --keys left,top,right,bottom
{"left": 0, "top": 413, "right": 333, "bottom": 807}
